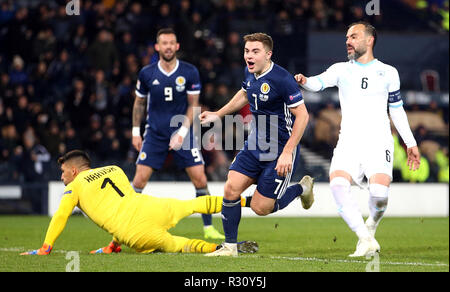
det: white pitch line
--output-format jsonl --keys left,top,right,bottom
{"left": 2, "top": 247, "right": 448, "bottom": 268}
{"left": 0, "top": 247, "right": 81, "bottom": 254}
{"left": 269, "top": 256, "right": 449, "bottom": 267}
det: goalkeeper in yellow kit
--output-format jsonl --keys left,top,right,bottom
{"left": 21, "top": 150, "right": 257, "bottom": 255}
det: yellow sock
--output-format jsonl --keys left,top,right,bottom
{"left": 241, "top": 196, "right": 247, "bottom": 207}
{"left": 192, "top": 196, "right": 222, "bottom": 214}
{"left": 182, "top": 239, "right": 218, "bottom": 253}
{"left": 192, "top": 196, "right": 247, "bottom": 215}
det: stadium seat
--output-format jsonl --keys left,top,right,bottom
{"left": 407, "top": 111, "right": 448, "bottom": 135}
{"left": 314, "top": 108, "right": 341, "bottom": 145}
{"left": 419, "top": 140, "right": 441, "bottom": 162}
{"left": 420, "top": 69, "right": 440, "bottom": 92}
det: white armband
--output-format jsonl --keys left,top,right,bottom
{"left": 132, "top": 127, "right": 141, "bottom": 137}
{"left": 177, "top": 126, "right": 188, "bottom": 138}
{"left": 389, "top": 105, "right": 417, "bottom": 148}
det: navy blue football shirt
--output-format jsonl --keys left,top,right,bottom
{"left": 242, "top": 62, "right": 304, "bottom": 154}
{"left": 135, "top": 60, "right": 201, "bottom": 139}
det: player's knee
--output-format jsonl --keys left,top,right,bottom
{"left": 250, "top": 199, "right": 272, "bottom": 216}
{"left": 369, "top": 184, "right": 389, "bottom": 209}
{"left": 251, "top": 205, "right": 271, "bottom": 216}
{"left": 224, "top": 182, "right": 242, "bottom": 200}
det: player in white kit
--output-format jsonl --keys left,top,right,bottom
{"left": 295, "top": 22, "right": 421, "bottom": 257}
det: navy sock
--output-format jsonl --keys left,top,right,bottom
{"left": 196, "top": 188, "right": 212, "bottom": 226}
{"left": 221, "top": 198, "right": 241, "bottom": 243}
{"left": 272, "top": 184, "right": 303, "bottom": 213}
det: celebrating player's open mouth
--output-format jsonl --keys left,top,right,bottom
{"left": 246, "top": 60, "right": 255, "bottom": 70}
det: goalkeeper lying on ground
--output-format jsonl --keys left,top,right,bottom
{"left": 21, "top": 150, "right": 257, "bottom": 255}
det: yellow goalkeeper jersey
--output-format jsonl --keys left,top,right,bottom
{"left": 44, "top": 165, "right": 146, "bottom": 247}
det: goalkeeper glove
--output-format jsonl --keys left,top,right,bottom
{"left": 20, "top": 243, "right": 52, "bottom": 255}
{"left": 90, "top": 241, "right": 122, "bottom": 254}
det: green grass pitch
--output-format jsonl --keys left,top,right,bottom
{"left": 0, "top": 215, "right": 448, "bottom": 272}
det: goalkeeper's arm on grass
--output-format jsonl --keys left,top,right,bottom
{"left": 20, "top": 194, "right": 76, "bottom": 255}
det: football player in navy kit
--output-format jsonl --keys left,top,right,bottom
{"left": 200, "top": 33, "right": 315, "bottom": 256}
{"left": 127, "top": 28, "right": 224, "bottom": 243}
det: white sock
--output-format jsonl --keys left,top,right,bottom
{"left": 330, "top": 177, "right": 370, "bottom": 240}
{"left": 368, "top": 184, "right": 389, "bottom": 225}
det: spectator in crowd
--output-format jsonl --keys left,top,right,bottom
{"left": 17, "top": 127, "right": 51, "bottom": 214}
{"left": 66, "top": 78, "right": 91, "bottom": 131}
{"left": 0, "top": 0, "right": 447, "bottom": 188}
{"left": 47, "top": 49, "right": 74, "bottom": 101}
{"left": 435, "top": 146, "right": 449, "bottom": 182}
{"left": 9, "top": 55, "right": 28, "bottom": 86}
{"left": 87, "top": 29, "right": 119, "bottom": 73}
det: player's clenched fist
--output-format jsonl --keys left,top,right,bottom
{"left": 275, "top": 151, "right": 293, "bottom": 177}
{"left": 132, "top": 135, "right": 143, "bottom": 152}
{"left": 294, "top": 73, "right": 307, "bottom": 85}
{"left": 199, "top": 111, "right": 220, "bottom": 125}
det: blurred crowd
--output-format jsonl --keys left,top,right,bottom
{"left": 0, "top": 0, "right": 448, "bottom": 189}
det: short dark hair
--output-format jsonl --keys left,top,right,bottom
{"left": 58, "top": 150, "right": 91, "bottom": 167}
{"left": 156, "top": 27, "right": 177, "bottom": 42}
{"left": 243, "top": 32, "right": 273, "bottom": 51}
{"left": 349, "top": 21, "right": 377, "bottom": 48}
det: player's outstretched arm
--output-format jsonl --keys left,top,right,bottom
{"left": 294, "top": 73, "right": 323, "bottom": 92}
{"left": 294, "top": 73, "right": 308, "bottom": 85}
{"left": 20, "top": 195, "right": 76, "bottom": 255}
{"left": 199, "top": 89, "right": 248, "bottom": 124}
{"left": 169, "top": 93, "right": 200, "bottom": 151}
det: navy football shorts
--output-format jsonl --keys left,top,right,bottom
{"left": 229, "top": 141, "right": 300, "bottom": 199}
{"left": 137, "top": 130, "right": 204, "bottom": 170}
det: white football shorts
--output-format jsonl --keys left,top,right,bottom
{"left": 329, "top": 135, "right": 394, "bottom": 186}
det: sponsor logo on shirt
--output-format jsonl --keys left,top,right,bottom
{"left": 289, "top": 92, "right": 302, "bottom": 101}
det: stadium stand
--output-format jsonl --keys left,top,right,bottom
{"left": 0, "top": 0, "right": 448, "bottom": 213}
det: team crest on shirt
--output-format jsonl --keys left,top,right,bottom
{"left": 258, "top": 83, "right": 270, "bottom": 102}
{"left": 175, "top": 76, "right": 186, "bottom": 92}
{"left": 260, "top": 82, "right": 270, "bottom": 94}
{"left": 139, "top": 152, "right": 147, "bottom": 161}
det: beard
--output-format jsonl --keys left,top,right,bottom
{"left": 161, "top": 51, "right": 176, "bottom": 62}
{"left": 347, "top": 46, "right": 366, "bottom": 61}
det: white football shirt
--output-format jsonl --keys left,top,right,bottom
{"left": 313, "top": 59, "right": 401, "bottom": 144}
